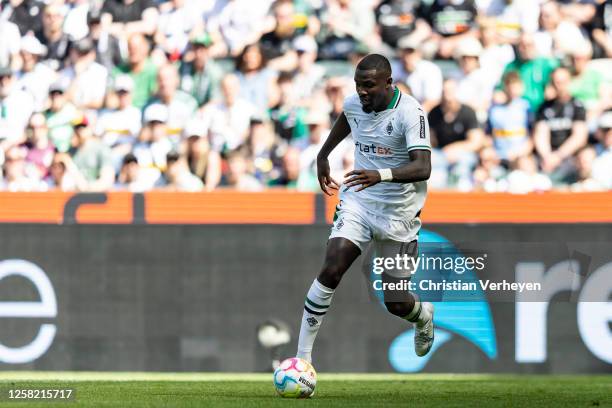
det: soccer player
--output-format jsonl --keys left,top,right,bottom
{"left": 296, "top": 54, "right": 434, "bottom": 363}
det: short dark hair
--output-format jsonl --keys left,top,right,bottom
{"left": 356, "top": 54, "right": 392, "bottom": 78}
{"left": 166, "top": 151, "right": 181, "bottom": 164}
{"left": 122, "top": 153, "right": 138, "bottom": 165}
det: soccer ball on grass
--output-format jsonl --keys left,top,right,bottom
{"left": 273, "top": 357, "right": 317, "bottom": 398}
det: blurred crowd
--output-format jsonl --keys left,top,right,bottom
{"left": 0, "top": 0, "right": 610, "bottom": 193}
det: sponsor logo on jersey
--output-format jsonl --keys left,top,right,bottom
{"left": 355, "top": 141, "right": 392, "bottom": 156}
{"left": 419, "top": 116, "right": 425, "bottom": 139}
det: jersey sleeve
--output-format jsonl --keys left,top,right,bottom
{"left": 403, "top": 104, "right": 432, "bottom": 152}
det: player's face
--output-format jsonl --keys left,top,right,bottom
{"left": 354, "top": 69, "right": 391, "bottom": 113}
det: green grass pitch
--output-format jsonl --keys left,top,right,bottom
{"left": 0, "top": 372, "right": 609, "bottom": 408}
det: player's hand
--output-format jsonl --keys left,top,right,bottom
{"left": 317, "top": 157, "right": 339, "bottom": 196}
{"left": 343, "top": 169, "right": 381, "bottom": 192}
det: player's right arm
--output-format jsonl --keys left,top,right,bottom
{"left": 316, "top": 112, "right": 351, "bottom": 195}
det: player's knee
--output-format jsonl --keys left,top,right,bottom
{"left": 384, "top": 301, "right": 412, "bottom": 318}
{"left": 318, "top": 264, "right": 345, "bottom": 288}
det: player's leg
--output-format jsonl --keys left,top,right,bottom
{"left": 296, "top": 237, "right": 361, "bottom": 363}
{"left": 377, "top": 239, "right": 434, "bottom": 357}
{"left": 296, "top": 206, "right": 370, "bottom": 363}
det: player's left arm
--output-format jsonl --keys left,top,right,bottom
{"left": 343, "top": 150, "right": 431, "bottom": 191}
{"left": 344, "top": 105, "right": 432, "bottom": 191}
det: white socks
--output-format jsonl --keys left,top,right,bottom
{"left": 296, "top": 279, "right": 335, "bottom": 363}
{"left": 403, "top": 297, "right": 431, "bottom": 327}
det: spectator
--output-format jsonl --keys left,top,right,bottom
{"left": 472, "top": 145, "right": 507, "bottom": 192}
{"left": 101, "top": 0, "right": 159, "bottom": 38}
{"left": 291, "top": 35, "right": 325, "bottom": 101}
{"left": 293, "top": 109, "right": 330, "bottom": 152}
{"left": 205, "top": 0, "right": 273, "bottom": 56}
{"left": 206, "top": 73, "right": 257, "bottom": 152}
{"left": 392, "top": 36, "right": 442, "bottom": 112}
{"left": 63, "top": 0, "right": 90, "bottom": 42}
{"left": 534, "top": 67, "right": 588, "bottom": 179}
{"left": 560, "top": 1, "right": 599, "bottom": 50}
{"left": 154, "top": 0, "right": 201, "bottom": 58}
{"left": 247, "top": 117, "right": 284, "bottom": 184}
{"left": 145, "top": 63, "right": 197, "bottom": 140}
{"left": 0, "top": 144, "right": 44, "bottom": 191}
{"left": 317, "top": 0, "right": 377, "bottom": 60}
{"left": 2, "top": 0, "right": 44, "bottom": 36}
{"left": 113, "top": 33, "right": 158, "bottom": 109}
{"left": 500, "top": 32, "right": 559, "bottom": 112}
{"left": 455, "top": 37, "right": 495, "bottom": 121}
{"left": 87, "top": 9, "right": 123, "bottom": 72}
{"left": 235, "top": 43, "right": 279, "bottom": 109}
{"left": 45, "top": 78, "right": 79, "bottom": 153}
{"left": 591, "top": 0, "right": 612, "bottom": 58}
{"left": 15, "top": 35, "right": 55, "bottom": 111}
{"left": 375, "top": 0, "right": 423, "bottom": 48}
{"left": 0, "top": 0, "right": 609, "bottom": 194}
{"left": 295, "top": 109, "right": 351, "bottom": 191}
{"left": 0, "top": 66, "right": 35, "bottom": 146}
{"left": 567, "top": 41, "right": 610, "bottom": 125}
{"left": 0, "top": 6, "right": 22, "bottom": 70}
{"left": 59, "top": 37, "right": 109, "bottom": 110}
{"left": 156, "top": 150, "right": 203, "bottom": 191}
{"left": 259, "top": 0, "right": 305, "bottom": 71}
{"left": 96, "top": 75, "right": 142, "bottom": 166}
{"left": 222, "top": 147, "right": 263, "bottom": 191}
{"left": 45, "top": 151, "right": 86, "bottom": 191}
{"left": 324, "top": 76, "right": 350, "bottom": 124}
{"left": 533, "top": 0, "right": 586, "bottom": 58}
{"left": 505, "top": 154, "right": 552, "bottom": 193}
{"left": 115, "top": 152, "right": 159, "bottom": 191}
{"left": 133, "top": 103, "right": 173, "bottom": 170}
{"left": 270, "top": 71, "right": 308, "bottom": 142}
{"left": 487, "top": 71, "right": 533, "bottom": 162}
{"left": 23, "top": 112, "right": 54, "bottom": 181}
{"left": 182, "top": 118, "right": 222, "bottom": 191}
{"left": 35, "top": 3, "right": 71, "bottom": 70}
{"left": 565, "top": 145, "right": 605, "bottom": 191}
{"left": 268, "top": 145, "right": 300, "bottom": 187}
{"left": 477, "top": 17, "right": 515, "bottom": 89}
{"left": 428, "top": 78, "right": 484, "bottom": 189}
{"left": 69, "top": 114, "right": 115, "bottom": 191}
{"left": 410, "top": 0, "right": 478, "bottom": 59}
{"left": 179, "top": 34, "right": 223, "bottom": 107}
{"left": 590, "top": 111, "right": 612, "bottom": 189}
{"left": 477, "top": 0, "right": 539, "bottom": 44}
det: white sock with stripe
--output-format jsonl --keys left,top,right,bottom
{"left": 296, "top": 279, "right": 335, "bottom": 363}
{"left": 403, "top": 295, "right": 431, "bottom": 327}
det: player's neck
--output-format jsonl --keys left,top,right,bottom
{"left": 375, "top": 86, "right": 398, "bottom": 113}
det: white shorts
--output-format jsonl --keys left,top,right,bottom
{"left": 329, "top": 202, "right": 420, "bottom": 253}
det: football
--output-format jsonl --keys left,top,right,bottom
{"left": 273, "top": 357, "right": 317, "bottom": 398}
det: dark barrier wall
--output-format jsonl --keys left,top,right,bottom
{"left": 0, "top": 224, "right": 610, "bottom": 373}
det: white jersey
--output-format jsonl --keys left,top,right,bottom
{"left": 340, "top": 88, "right": 431, "bottom": 222}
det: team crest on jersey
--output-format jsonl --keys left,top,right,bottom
{"left": 386, "top": 121, "right": 393, "bottom": 135}
{"left": 335, "top": 218, "right": 344, "bottom": 230}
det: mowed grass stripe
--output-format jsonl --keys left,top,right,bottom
{"left": 0, "top": 372, "right": 610, "bottom": 382}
